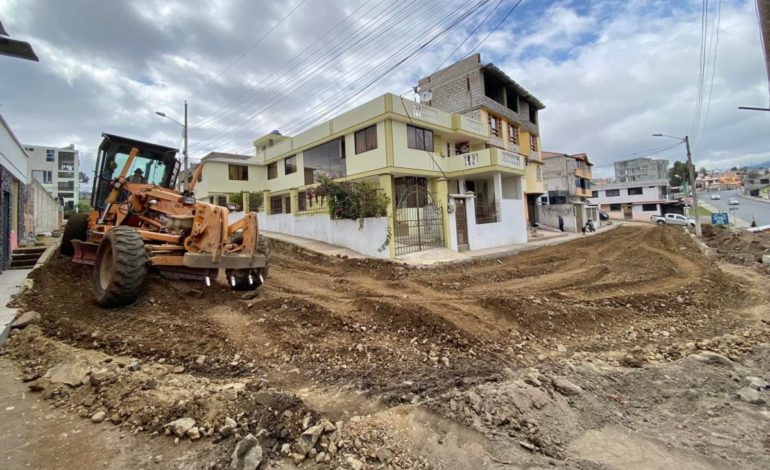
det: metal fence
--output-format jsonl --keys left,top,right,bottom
{"left": 475, "top": 200, "right": 498, "bottom": 224}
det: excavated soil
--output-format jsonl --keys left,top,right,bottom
{"left": 701, "top": 224, "right": 770, "bottom": 269}
{"left": 3, "top": 225, "right": 770, "bottom": 469}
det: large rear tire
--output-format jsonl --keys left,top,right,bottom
{"left": 61, "top": 213, "right": 89, "bottom": 256}
{"left": 93, "top": 227, "right": 147, "bottom": 307}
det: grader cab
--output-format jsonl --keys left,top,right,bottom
{"left": 62, "top": 133, "right": 268, "bottom": 307}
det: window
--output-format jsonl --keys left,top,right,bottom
{"left": 58, "top": 171, "right": 74, "bottom": 179}
{"left": 628, "top": 187, "right": 643, "bottom": 195}
{"left": 303, "top": 138, "right": 346, "bottom": 184}
{"left": 591, "top": 190, "right": 599, "bottom": 198}
{"left": 284, "top": 155, "right": 297, "bottom": 175}
{"left": 529, "top": 134, "right": 538, "bottom": 152}
{"left": 24, "top": 146, "right": 34, "bottom": 152}
{"left": 46, "top": 149, "right": 55, "bottom": 162}
{"left": 58, "top": 151, "right": 75, "bottom": 171}
{"left": 354, "top": 125, "right": 377, "bottom": 154}
{"left": 270, "top": 196, "right": 284, "bottom": 214}
{"left": 536, "top": 165, "right": 543, "bottom": 181}
{"left": 455, "top": 141, "right": 470, "bottom": 155}
{"left": 529, "top": 106, "right": 538, "bottom": 124}
{"left": 32, "top": 170, "right": 53, "bottom": 184}
{"left": 642, "top": 204, "right": 658, "bottom": 211}
{"left": 508, "top": 124, "right": 519, "bottom": 145}
{"left": 228, "top": 164, "right": 248, "bottom": 181}
{"left": 215, "top": 195, "right": 228, "bottom": 207}
{"left": 609, "top": 203, "right": 622, "bottom": 211}
{"left": 406, "top": 125, "right": 434, "bottom": 152}
{"left": 605, "top": 189, "right": 620, "bottom": 197}
{"left": 488, "top": 115, "right": 501, "bottom": 137}
{"left": 58, "top": 181, "right": 74, "bottom": 191}
{"left": 267, "top": 162, "right": 278, "bottom": 180}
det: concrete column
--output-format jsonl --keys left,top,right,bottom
{"left": 458, "top": 177, "right": 466, "bottom": 193}
{"left": 262, "top": 190, "right": 271, "bottom": 215}
{"left": 434, "top": 177, "right": 451, "bottom": 248}
{"left": 242, "top": 191, "right": 250, "bottom": 213}
{"left": 289, "top": 189, "right": 299, "bottom": 214}
{"left": 378, "top": 174, "right": 396, "bottom": 258}
{"left": 492, "top": 172, "right": 503, "bottom": 221}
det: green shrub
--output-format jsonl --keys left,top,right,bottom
{"left": 315, "top": 176, "right": 390, "bottom": 227}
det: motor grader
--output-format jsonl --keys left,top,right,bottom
{"left": 61, "top": 133, "right": 269, "bottom": 307}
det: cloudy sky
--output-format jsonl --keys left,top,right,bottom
{"left": 1, "top": 0, "right": 768, "bottom": 181}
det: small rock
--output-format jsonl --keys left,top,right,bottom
{"left": 315, "top": 451, "right": 326, "bottom": 463}
{"left": 11, "top": 311, "right": 41, "bottom": 329}
{"left": 440, "top": 357, "right": 450, "bottom": 367}
{"left": 280, "top": 443, "right": 292, "bottom": 456}
{"left": 375, "top": 446, "right": 393, "bottom": 463}
{"left": 187, "top": 427, "right": 201, "bottom": 440}
{"left": 195, "top": 355, "right": 207, "bottom": 366}
{"left": 519, "top": 440, "right": 536, "bottom": 451}
{"left": 551, "top": 377, "right": 583, "bottom": 396}
{"left": 28, "top": 379, "right": 48, "bottom": 392}
{"left": 230, "top": 433, "right": 262, "bottom": 470}
{"left": 48, "top": 361, "right": 91, "bottom": 387}
{"left": 153, "top": 456, "right": 162, "bottom": 464}
{"left": 220, "top": 417, "right": 237, "bottom": 437}
{"left": 290, "top": 453, "right": 305, "bottom": 464}
{"left": 128, "top": 361, "right": 141, "bottom": 371}
{"left": 692, "top": 351, "right": 734, "bottom": 368}
{"left": 737, "top": 387, "right": 766, "bottom": 405}
{"left": 90, "top": 368, "right": 115, "bottom": 385}
{"left": 556, "top": 344, "right": 567, "bottom": 353}
{"left": 91, "top": 411, "right": 106, "bottom": 423}
{"left": 347, "top": 457, "right": 364, "bottom": 470}
{"left": 167, "top": 418, "right": 196, "bottom": 438}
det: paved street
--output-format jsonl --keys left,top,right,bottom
{"left": 702, "top": 190, "right": 770, "bottom": 226}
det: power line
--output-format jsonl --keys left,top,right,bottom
{"left": 697, "top": 0, "right": 721, "bottom": 153}
{"left": 188, "top": 0, "right": 311, "bottom": 100}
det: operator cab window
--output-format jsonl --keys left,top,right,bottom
{"left": 109, "top": 147, "right": 170, "bottom": 186}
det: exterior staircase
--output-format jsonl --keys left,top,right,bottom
{"left": 9, "top": 246, "right": 46, "bottom": 270}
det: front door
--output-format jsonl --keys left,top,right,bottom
{"left": 455, "top": 199, "right": 469, "bottom": 251}
{"left": 623, "top": 204, "right": 633, "bottom": 220}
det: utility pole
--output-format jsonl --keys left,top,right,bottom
{"left": 184, "top": 100, "right": 189, "bottom": 193}
{"left": 684, "top": 135, "right": 702, "bottom": 237}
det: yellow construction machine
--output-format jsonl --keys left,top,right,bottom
{"left": 61, "top": 133, "right": 268, "bottom": 307}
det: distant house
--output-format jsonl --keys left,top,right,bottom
{"left": 589, "top": 179, "right": 679, "bottom": 220}
{"left": 539, "top": 151, "right": 599, "bottom": 232}
{"left": 194, "top": 153, "right": 263, "bottom": 206}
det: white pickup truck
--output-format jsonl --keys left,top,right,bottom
{"left": 650, "top": 213, "right": 695, "bottom": 226}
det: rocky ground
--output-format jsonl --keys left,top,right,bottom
{"left": 1, "top": 225, "right": 769, "bottom": 469}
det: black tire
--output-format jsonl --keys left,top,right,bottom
{"left": 257, "top": 234, "right": 270, "bottom": 279}
{"left": 61, "top": 213, "right": 89, "bottom": 256}
{"left": 93, "top": 227, "right": 147, "bottom": 307}
{"left": 657, "top": 220, "right": 665, "bottom": 225}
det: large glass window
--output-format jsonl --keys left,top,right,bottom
{"left": 46, "top": 149, "right": 55, "bottom": 162}
{"left": 228, "top": 164, "right": 248, "bottom": 181}
{"left": 58, "top": 151, "right": 75, "bottom": 171}
{"left": 110, "top": 149, "right": 170, "bottom": 186}
{"left": 605, "top": 189, "right": 620, "bottom": 197}
{"left": 354, "top": 125, "right": 377, "bottom": 154}
{"left": 267, "top": 162, "right": 278, "bottom": 180}
{"left": 406, "top": 125, "right": 434, "bottom": 152}
{"left": 303, "top": 138, "right": 346, "bottom": 184}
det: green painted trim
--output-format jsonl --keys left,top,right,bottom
{"left": 385, "top": 94, "right": 393, "bottom": 113}
{"left": 385, "top": 120, "right": 394, "bottom": 167}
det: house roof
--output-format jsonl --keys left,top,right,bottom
{"left": 542, "top": 151, "right": 594, "bottom": 166}
{"left": 201, "top": 152, "right": 261, "bottom": 165}
{"left": 481, "top": 63, "right": 545, "bottom": 109}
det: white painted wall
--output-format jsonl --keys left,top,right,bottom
{"left": 467, "top": 198, "right": 527, "bottom": 250}
{"left": 536, "top": 204, "right": 578, "bottom": 232}
{"left": 0, "top": 115, "right": 28, "bottom": 182}
{"left": 24, "top": 178, "right": 62, "bottom": 234}
{"left": 256, "top": 211, "right": 391, "bottom": 259}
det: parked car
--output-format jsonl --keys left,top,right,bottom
{"left": 650, "top": 213, "right": 695, "bottom": 227}
{"left": 598, "top": 210, "right": 609, "bottom": 221}
{"left": 710, "top": 194, "right": 721, "bottom": 200}
{"left": 728, "top": 198, "right": 740, "bottom": 205}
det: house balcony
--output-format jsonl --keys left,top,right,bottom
{"left": 575, "top": 167, "right": 592, "bottom": 179}
{"left": 574, "top": 187, "right": 592, "bottom": 198}
{"left": 446, "top": 148, "right": 526, "bottom": 175}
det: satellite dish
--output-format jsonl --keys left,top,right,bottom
{"left": 419, "top": 91, "right": 432, "bottom": 103}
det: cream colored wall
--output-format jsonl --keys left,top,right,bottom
{"left": 263, "top": 153, "right": 305, "bottom": 193}
{"left": 391, "top": 121, "right": 447, "bottom": 172}
{"left": 524, "top": 162, "right": 545, "bottom": 194}
{"left": 345, "top": 122, "right": 388, "bottom": 175}
{"left": 332, "top": 96, "right": 387, "bottom": 131}
{"left": 197, "top": 162, "right": 263, "bottom": 199}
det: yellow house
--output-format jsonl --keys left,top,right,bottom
{"left": 238, "top": 93, "right": 529, "bottom": 258}
{"left": 194, "top": 152, "right": 263, "bottom": 206}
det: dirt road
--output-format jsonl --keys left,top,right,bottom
{"left": 3, "top": 225, "right": 769, "bottom": 469}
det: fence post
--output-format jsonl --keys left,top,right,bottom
{"left": 242, "top": 191, "right": 250, "bottom": 213}
{"left": 289, "top": 189, "right": 299, "bottom": 214}
{"left": 434, "top": 177, "right": 451, "bottom": 249}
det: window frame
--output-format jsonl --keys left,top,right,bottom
{"left": 508, "top": 124, "right": 519, "bottom": 145}
{"left": 609, "top": 203, "right": 622, "bottom": 211}
{"left": 284, "top": 155, "right": 297, "bottom": 175}
{"left": 627, "top": 187, "right": 643, "bottom": 196}
{"left": 641, "top": 203, "right": 658, "bottom": 211}
{"left": 228, "top": 164, "right": 249, "bottom": 181}
{"left": 406, "top": 125, "right": 434, "bottom": 152}
{"left": 354, "top": 125, "right": 378, "bottom": 154}
{"left": 529, "top": 134, "right": 538, "bottom": 152}
{"left": 605, "top": 189, "right": 620, "bottom": 197}
{"left": 267, "top": 162, "right": 278, "bottom": 180}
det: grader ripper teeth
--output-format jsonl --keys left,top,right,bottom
{"left": 61, "top": 133, "right": 269, "bottom": 307}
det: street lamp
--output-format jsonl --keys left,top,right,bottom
{"left": 652, "top": 133, "right": 701, "bottom": 236}
{"left": 155, "top": 100, "right": 188, "bottom": 191}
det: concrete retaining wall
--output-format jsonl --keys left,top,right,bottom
{"left": 24, "top": 178, "right": 62, "bottom": 235}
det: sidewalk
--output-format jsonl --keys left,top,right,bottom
{"left": 264, "top": 222, "right": 623, "bottom": 266}
{"left": 0, "top": 242, "right": 58, "bottom": 345}
{"left": 698, "top": 201, "right": 750, "bottom": 228}
{"left": 738, "top": 193, "right": 770, "bottom": 204}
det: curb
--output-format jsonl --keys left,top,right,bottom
{"left": 0, "top": 239, "right": 60, "bottom": 347}
{"left": 738, "top": 193, "right": 770, "bottom": 205}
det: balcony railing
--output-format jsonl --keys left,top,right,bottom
{"left": 497, "top": 149, "right": 526, "bottom": 171}
{"left": 575, "top": 167, "right": 592, "bottom": 179}
{"left": 459, "top": 115, "right": 487, "bottom": 135}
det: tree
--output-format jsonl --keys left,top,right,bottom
{"left": 668, "top": 161, "right": 695, "bottom": 187}
{"left": 79, "top": 171, "right": 89, "bottom": 184}
{"left": 699, "top": 166, "right": 707, "bottom": 177}
{"left": 730, "top": 166, "right": 738, "bottom": 171}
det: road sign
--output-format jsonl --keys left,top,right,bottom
{"left": 711, "top": 212, "right": 729, "bottom": 225}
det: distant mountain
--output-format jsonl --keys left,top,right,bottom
{"left": 745, "top": 161, "right": 770, "bottom": 170}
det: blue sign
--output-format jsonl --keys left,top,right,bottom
{"left": 711, "top": 213, "right": 729, "bottom": 225}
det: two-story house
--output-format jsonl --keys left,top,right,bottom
{"left": 416, "top": 54, "right": 546, "bottom": 227}
{"left": 193, "top": 152, "right": 263, "bottom": 206}
{"left": 242, "top": 92, "right": 529, "bottom": 258}
{"left": 539, "top": 151, "right": 598, "bottom": 232}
